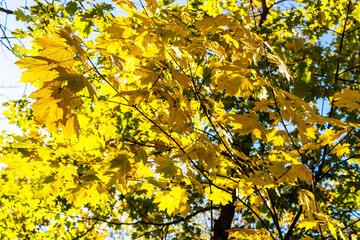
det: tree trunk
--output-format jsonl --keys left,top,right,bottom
{"left": 212, "top": 204, "right": 235, "bottom": 240}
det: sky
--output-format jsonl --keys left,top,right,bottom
{"left": 0, "top": 0, "right": 35, "bottom": 134}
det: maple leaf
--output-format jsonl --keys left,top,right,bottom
{"left": 36, "top": 35, "right": 75, "bottom": 65}
{"left": 333, "top": 89, "right": 360, "bottom": 111}
{"left": 155, "top": 156, "right": 179, "bottom": 178}
{"left": 298, "top": 189, "right": 316, "bottom": 212}
{"left": 154, "top": 186, "right": 189, "bottom": 215}
{"left": 16, "top": 56, "right": 59, "bottom": 84}
{"left": 109, "top": 154, "right": 131, "bottom": 175}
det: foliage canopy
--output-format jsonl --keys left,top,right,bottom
{"left": 1, "top": 0, "right": 360, "bottom": 239}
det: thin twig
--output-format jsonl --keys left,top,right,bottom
{"left": 339, "top": 64, "right": 360, "bottom": 76}
{"left": 256, "top": 187, "right": 284, "bottom": 239}
{"left": 319, "top": 154, "right": 360, "bottom": 179}
{"left": 316, "top": 0, "right": 352, "bottom": 185}
{"left": 73, "top": 220, "right": 98, "bottom": 239}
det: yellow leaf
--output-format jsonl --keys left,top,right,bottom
{"left": 173, "top": 69, "right": 191, "bottom": 89}
{"left": 228, "top": 228, "right": 272, "bottom": 239}
{"left": 218, "top": 114, "right": 266, "bottom": 140}
{"left": 134, "top": 148, "right": 148, "bottom": 164}
{"left": 31, "top": 96, "right": 63, "bottom": 124}
{"left": 16, "top": 56, "right": 59, "bottom": 84}
{"left": 332, "top": 143, "right": 350, "bottom": 158}
{"left": 168, "top": 106, "right": 189, "bottom": 131}
{"left": 352, "top": 4, "right": 360, "bottom": 21}
{"left": 214, "top": 72, "right": 253, "bottom": 98}
{"left": 62, "top": 114, "right": 80, "bottom": 138}
{"left": 114, "top": 90, "right": 150, "bottom": 105}
{"left": 305, "top": 127, "right": 317, "bottom": 140}
{"left": 36, "top": 35, "right": 75, "bottom": 65}
{"left": 59, "top": 70, "right": 96, "bottom": 99}
{"left": 195, "top": 15, "right": 231, "bottom": 34}
{"left": 139, "top": 181, "right": 155, "bottom": 197}
{"left": 205, "top": 186, "right": 233, "bottom": 205}
{"left": 154, "top": 186, "right": 188, "bottom": 215}
{"left": 59, "top": 27, "right": 88, "bottom": 63}
{"left": 302, "top": 237, "right": 315, "bottom": 240}
{"left": 135, "top": 67, "right": 159, "bottom": 86}
{"left": 297, "top": 220, "right": 319, "bottom": 231}
{"left": 319, "top": 129, "right": 336, "bottom": 145}
{"left": 144, "top": 0, "right": 158, "bottom": 15}
{"left": 339, "top": 230, "right": 349, "bottom": 240}
{"left": 288, "top": 165, "right": 312, "bottom": 184}
{"left": 298, "top": 189, "right": 316, "bottom": 212}
{"left": 326, "top": 216, "right": 338, "bottom": 240}
{"left": 65, "top": 187, "right": 88, "bottom": 208}
{"left": 267, "top": 129, "right": 287, "bottom": 147}
{"left": 334, "top": 89, "right": 360, "bottom": 111}
{"left": 195, "top": 16, "right": 218, "bottom": 35}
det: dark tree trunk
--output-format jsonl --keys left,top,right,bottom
{"left": 212, "top": 204, "right": 235, "bottom": 240}
{"left": 259, "top": 0, "right": 269, "bottom": 27}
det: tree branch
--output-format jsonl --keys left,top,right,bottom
{"left": 267, "top": 189, "right": 284, "bottom": 239}
{"left": 73, "top": 220, "right": 98, "bottom": 239}
{"left": 93, "top": 206, "right": 220, "bottom": 227}
{"left": 324, "top": 217, "right": 360, "bottom": 239}
{"left": 283, "top": 206, "right": 302, "bottom": 240}
{"left": 339, "top": 64, "right": 360, "bottom": 76}
{"left": 256, "top": 188, "right": 283, "bottom": 239}
{"left": 314, "top": 73, "right": 360, "bottom": 84}
{"left": 259, "top": 0, "right": 269, "bottom": 26}
{"left": 316, "top": 0, "right": 352, "bottom": 186}
{"left": 0, "top": 7, "right": 13, "bottom": 14}
{"left": 269, "top": 0, "right": 288, "bottom": 9}
{"left": 319, "top": 154, "right": 360, "bottom": 180}
{"left": 212, "top": 204, "right": 235, "bottom": 240}
{"left": 329, "top": 0, "right": 352, "bottom": 118}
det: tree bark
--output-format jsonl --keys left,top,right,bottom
{"left": 212, "top": 204, "right": 235, "bottom": 240}
{"left": 259, "top": 0, "right": 269, "bottom": 27}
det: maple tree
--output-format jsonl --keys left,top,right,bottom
{"left": 1, "top": 0, "right": 360, "bottom": 239}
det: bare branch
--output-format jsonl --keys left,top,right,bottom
{"left": 93, "top": 206, "right": 220, "bottom": 227}
{"left": 73, "top": 220, "right": 98, "bottom": 239}
{"left": 259, "top": 0, "right": 269, "bottom": 26}
{"left": 0, "top": 7, "right": 13, "bottom": 14}
{"left": 283, "top": 206, "right": 303, "bottom": 240}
